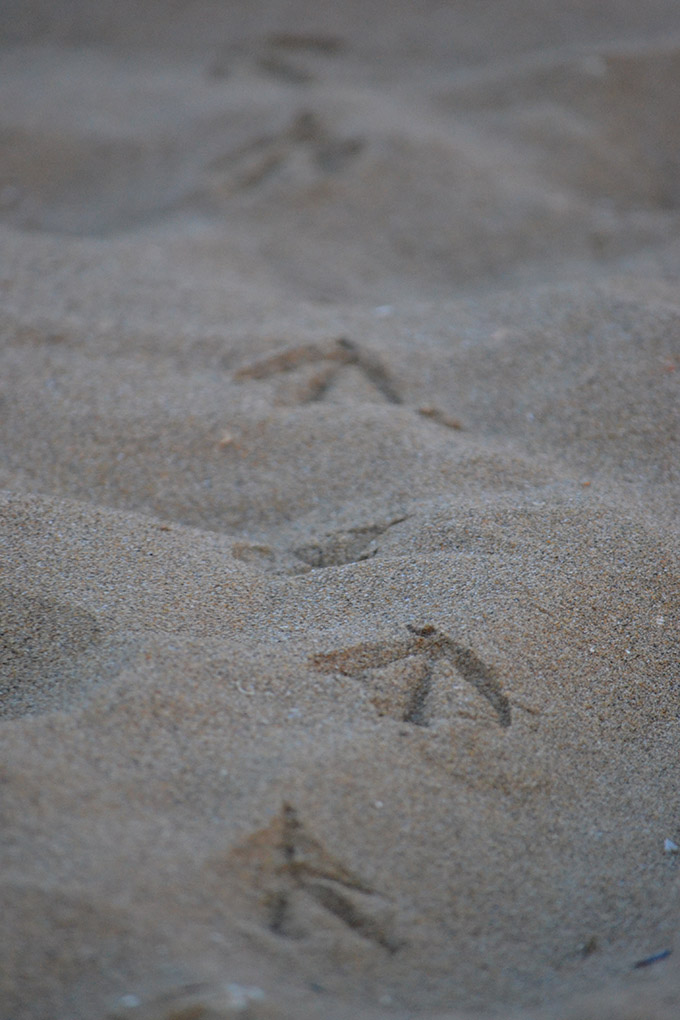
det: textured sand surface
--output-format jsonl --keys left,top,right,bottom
{"left": 1, "top": 4, "right": 680, "bottom": 1018}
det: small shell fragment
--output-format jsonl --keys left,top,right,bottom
{"left": 664, "top": 838, "right": 679, "bottom": 854}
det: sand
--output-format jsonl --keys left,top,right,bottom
{"left": 1, "top": 3, "right": 680, "bottom": 1018}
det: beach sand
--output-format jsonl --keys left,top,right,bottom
{"left": 1, "top": 3, "right": 679, "bottom": 1018}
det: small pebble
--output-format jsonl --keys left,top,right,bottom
{"left": 117, "top": 995, "right": 141, "bottom": 1009}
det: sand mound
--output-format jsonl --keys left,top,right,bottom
{"left": 1, "top": 4, "right": 679, "bottom": 1019}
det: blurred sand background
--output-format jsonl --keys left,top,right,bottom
{"left": 1, "top": 2, "right": 680, "bottom": 1018}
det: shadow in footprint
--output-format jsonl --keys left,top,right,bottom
{"left": 222, "top": 803, "right": 402, "bottom": 953}
{"left": 311, "top": 624, "right": 511, "bottom": 728}
{"left": 293, "top": 515, "right": 407, "bottom": 570}
{"left": 233, "top": 336, "right": 402, "bottom": 406}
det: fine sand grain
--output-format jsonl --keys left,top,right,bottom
{"left": 1, "top": 4, "right": 679, "bottom": 1018}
